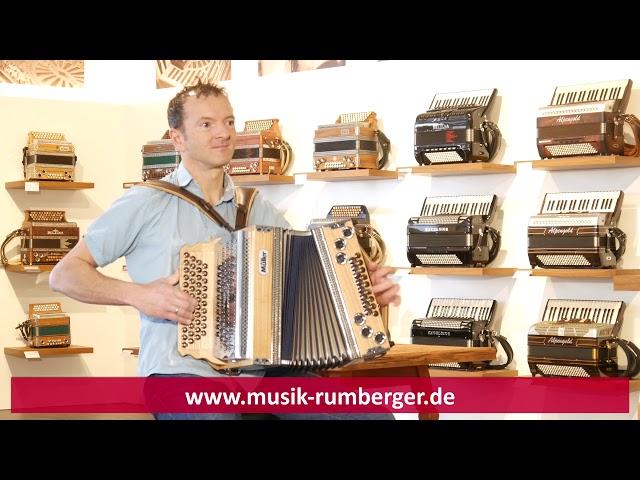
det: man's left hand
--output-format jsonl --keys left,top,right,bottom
{"left": 366, "top": 260, "right": 401, "bottom": 307}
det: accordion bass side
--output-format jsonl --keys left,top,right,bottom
{"left": 23, "top": 131, "right": 77, "bottom": 181}
{"left": 16, "top": 302, "right": 71, "bottom": 348}
{"left": 528, "top": 299, "right": 640, "bottom": 378}
{"left": 227, "top": 119, "right": 292, "bottom": 175}
{"left": 178, "top": 221, "right": 390, "bottom": 371}
{"left": 414, "top": 89, "right": 501, "bottom": 165}
{"left": 142, "top": 132, "right": 181, "bottom": 181}
{"left": 1, "top": 210, "right": 79, "bottom": 267}
{"left": 313, "top": 112, "right": 390, "bottom": 171}
{"left": 536, "top": 79, "right": 634, "bottom": 158}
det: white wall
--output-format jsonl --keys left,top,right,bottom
{"left": 1, "top": 60, "right": 639, "bottom": 418}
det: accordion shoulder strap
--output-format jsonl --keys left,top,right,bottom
{"left": 234, "top": 186, "right": 258, "bottom": 230}
{"left": 1, "top": 228, "right": 24, "bottom": 266}
{"left": 136, "top": 180, "right": 234, "bottom": 232}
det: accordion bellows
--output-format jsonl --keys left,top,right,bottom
{"left": 414, "top": 88, "right": 501, "bottom": 165}
{"left": 23, "top": 131, "right": 77, "bottom": 181}
{"left": 178, "top": 221, "right": 390, "bottom": 371}
{"left": 527, "top": 190, "right": 626, "bottom": 268}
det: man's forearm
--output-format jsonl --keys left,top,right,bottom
{"left": 50, "top": 257, "right": 141, "bottom": 307}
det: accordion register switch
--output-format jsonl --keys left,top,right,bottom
{"left": 407, "top": 194, "right": 501, "bottom": 267}
{"left": 313, "top": 111, "right": 390, "bottom": 171}
{"left": 1, "top": 210, "right": 79, "bottom": 268}
{"left": 15, "top": 302, "right": 71, "bottom": 348}
{"left": 414, "top": 88, "right": 502, "bottom": 165}
{"left": 410, "top": 297, "right": 513, "bottom": 371}
{"left": 142, "top": 130, "right": 181, "bottom": 181}
{"left": 23, "top": 131, "right": 77, "bottom": 181}
{"left": 527, "top": 190, "right": 626, "bottom": 268}
{"left": 536, "top": 78, "right": 640, "bottom": 158}
{"left": 226, "top": 119, "right": 292, "bottom": 175}
{"left": 528, "top": 299, "right": 640, "bottom": 378}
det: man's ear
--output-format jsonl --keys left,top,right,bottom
{"left": 169, "top": 128, "right": 185, "bottom": 152}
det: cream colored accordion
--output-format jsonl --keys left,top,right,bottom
{"left": 178, "top": 221, "right": 391, "bottom": 371}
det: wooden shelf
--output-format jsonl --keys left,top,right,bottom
{"left": 4, "top": 264, "right": 54, "bottom": 273}
{"left": 613, "top": 270, "right": 640, "bottom": 291}
{"left": 230, "top": 174, "right": 294, "bottom": 185}
{"left": 122, "top": 347, "right": 139, "bottom": 356}
{"left": 305, "top": 169, "right": 398, "bottom": 182}
{"left": 4, "top": 345, "right": 93, "bottom": 358}
{"left": 529, "top": 155, "right": 640, "bottom": 171}
{"left": 428, "top": 368, "right": 519, "bottom": 377}
{"left": 5, "top": 180, "right": 94, "bottom": 190}
{"left": 530, "top": 268, "right": 617, "bottom": 278}
{"left": 398, "top": 163, "right": 516, "bottom": 176}
{"left": 409, "top": 267, "right": 517, "bottom": 277}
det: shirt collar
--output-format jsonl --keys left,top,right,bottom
{"left": 176, "top": 162, "right": 237, "bottom": 206}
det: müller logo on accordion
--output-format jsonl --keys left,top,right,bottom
{"left": 411, "top": 298, "right": 513, "bottom": 370}
{"left": 313, "top": 112, "right": 390, "bottom": 171}
{"left": 15, "top": 302, "right": 71, "bottom": 348}
{"left": 528, "top": 190, "right": 626, "bottom": 268}
{"left": 309, "top": 204, "right": 386, "bottom": 264}
{"left": 178, "top": 220, "right": 391, "bottom": 372}
{"left": 414, "top": 88, "right": 502, "bottom": 165}
{"left": 1, "top": 210, "right": 79, "bottom": 267}
{"left": 142, "top": 131, "right": 181, "bottom": 181}
{"left": 537, "top": 78, "right": 640, "bottom": 158}
{"left": 528, "top": 299, "right": 640, "bottom": 378}
{"left": 407, "top": 194, "right": 501, "bottom": 267}
{"left": 23, "top": 131, "right": 77, "bottom": 182}
{"left": 226, "top": 119, "right": 292, "bottom": 175}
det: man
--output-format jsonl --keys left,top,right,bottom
{"left": 49, "top": 80, "right": 401, "bottom": 419}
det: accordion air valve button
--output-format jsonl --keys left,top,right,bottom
{"left": 354, "top": 313, "right": 366, "bottom": 326}
{"left": 361, "top": 326, "right": 373, "bottom": 338}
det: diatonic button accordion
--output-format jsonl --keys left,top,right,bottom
{"left": 313, "top": 112, "right": 390, "bottom": 171}
{"left": 536, "top": 79, "right": 633, "bottom": 158}
{"left": 16, "top": 302, "right": 71, "bottom": 348}
{"left": 178, "top": 221, "right": 391, "bottom": 372}
{"left": 414, "top": 88, "right": 501, "bottom": 165}
{"left": 227, "top": 119, "right": 292, "bottom": 175}
{"left": 528, "top": 191, "right": 626, "bottom": 268}
{"left": 407, "top": 194, "right": 501, "bottom": 267}
{"left": 528, "top": 299, "right": 640, "bottom": 378}
{"left": 142, "top": 131, "right": 181, "bottom": 181}
{"left": 23, "top": 131, "right": 77, "bottom": 181}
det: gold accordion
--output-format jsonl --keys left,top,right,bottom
{"left": 313, "top": 112, "right": 390, "bottom": 171}
{"left": 178, "top": 221, "right": 391, "bottom": 371}
{"left": 16, "top": 302, "right": 71, "bottom": 348}
{"left": 142, "top": 131, "right": 181, "bottom": 181}
{"left": 23, "top": 131, "right": 77, "bottom": 181}
{"left": 1, "top": 210, "right": 79, "bottom": 267}
{"left": 227, "top": 119, "right": 292, "bottom": 175}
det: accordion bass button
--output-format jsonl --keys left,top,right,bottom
{"left": 354, "top": 313, "right": 366, "bottom": 326}
{"left": 342, "top": 227, "right": 354, "bottom": 238}
{"left": 334, "top": 238, "right": 346, "bottom": 250}
{"left": 336, "top": 252, "right": 347, "bottom": 264}
{"left": 374, "top": 332, "right": 386, "bottom": 344}
{"left": 361, "top": 326, "right": 373, "bottom": 338}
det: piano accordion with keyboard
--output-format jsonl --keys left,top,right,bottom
{"left": 536, "top": 79, "right": 638, "bottom": 158}
{"left": 178, "top": 220, "right": 391, "bottom": 372}
{"left": 23, "top": 131, "right": 77, "bottom": 181}
{"left": 528, "top": 191, "right": 626, "bottom": 268}
{"left": 528, "top": 299, "right": 640, "bottom": 378}
{"left": 227, "top": 119, "right": 292, "bottom": 175}
{"left": 313, "top": 112, "right": 390, "bottom": 171}
{"left": 411, "top": 298, "right": 513, "bottom": 370}
{"left": 407, "top": 195, "right": 501, "bottom": 267}
{"left": 414, "top": 89, "right": 501, "bottom": 165}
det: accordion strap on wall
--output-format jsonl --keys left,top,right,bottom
{"left": 487, "top": 226, "right": 501, "bottom": 264}
{"left": 622, "top": 114, "right": 640, "bottom": 157}
{"left": 484, "top": 332, "right": 513, "bottom": 370}
{"left": 610, "top": 338, "right": 640, "bottom": 378}
{"left": 480, "top": 120, "right": 501, "bottom": 161}
{"left": 279, "top": 139, "right": 293, "bottom": 174}
{"left": 375, "top": 130, "right": 391, "bottom": 169}
{"left": 136, "top": 180, "right": 235, "bottom": 232}
{"left": 234, "top": 186, "right": 258, "bottom": 230}
{"left": 356, "top": 224, "right": 387, "bottom": 264}
{"left": 1, "top": 228, "right": 24, "bottom": 267}
{"left": 608, "top": 227, "right": 626, "bottom": 261}
{"left": 15, "top": 320, "right": 31, "bottom": 343}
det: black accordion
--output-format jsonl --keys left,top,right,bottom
{"left": 178, "top": 221, "right": 391, "bottom": 372}
{"left": 536, "top": 79, "right": 637, "bottom": 158}
{"left": 411, "top": 298, "right": 513, "bottom": 370}
{"left": 528, "top": 299, "right": 640, "bottom": 378}
{"left": 528, "top": 190, "right": 626, "bottom": 268}
{"left": 407, "top": 194, "right": 501, "bottom": 267}
{"left": 23, "top": 131, "right": 77, "bottom": 182}
{"left": 227, "top": 119, "right": 292, "bottom": 175}
{"left": 310, "top": 205, "right": 386, "bottom": 264}
{"left": 414, "top": 88, "right": 501, "bottom": 165}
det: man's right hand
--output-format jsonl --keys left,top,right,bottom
{"left": 133, "top": 271, "right": 197, "bottom": 325}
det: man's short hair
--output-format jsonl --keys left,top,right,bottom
{"left": 167, "top": 80, "right": 227, "bottom": 130}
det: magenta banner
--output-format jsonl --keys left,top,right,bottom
{"left": 11, "top": 377, "right": 629, "bottom": 414}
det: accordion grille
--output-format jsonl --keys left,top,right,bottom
{"left": 414, "top": 215, "right": 462, "bottom": 225}
{"left": 28, "top": 131, "right": 66, "bottom": 142}
{"left": 429, "top": 362, "right": 462, "bottom": 369}
{"left": 416, "top": 319, "right": 469, "bottom": 329}
{"left": 529, "top": 321, "right": 613, "bottom": 338}
{"left": 545, "top": 143, "right": 598, "bottom": 156}
{"left": 31, "top": 303, "right": 62, "bottom": 313}
{"left": 425, "top": 151, "right": 464, "bottom": 164}
{"left": 339, "top": 112, "right": 374, "bottom": 124}
{"left": 536, "top": 364, "right": 590, "bottom": 377}
{"left": 243, "top": 119, "right": 276, "bottom": 133}
{"left": 416, "top": 254, "right": 462, "bottom": 265}
{"left": 327, "top": 205, "right": 369, "bottom": 221}
{"left": 537, "top": 254, "right": 591, "bottom": 266}
{"left": 528, "top": 215, "right": 599, "bottom": 227}
{"left": 26, "top": 210, "right": 66, "bottom": 222}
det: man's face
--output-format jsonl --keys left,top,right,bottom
{"left": 172, "top": 94, "right": 236, "bottom": 169}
